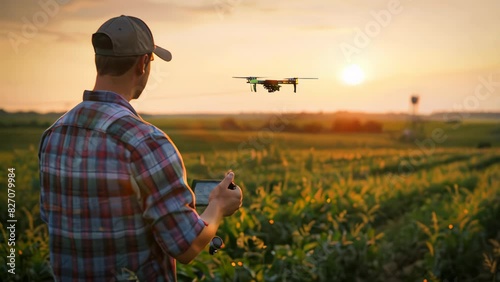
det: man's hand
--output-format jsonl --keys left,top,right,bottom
{"left": 176, "top": 172, "right": 243, "bottom": 264}
{"left": 208, "top": 172, "right": 243, "bottom": 216}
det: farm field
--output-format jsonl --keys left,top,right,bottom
{"left": 1, "top": 117, "right": 499, "bottom": 152}
{"left": 0, "top": 114, "right": 499, "bottom": 281}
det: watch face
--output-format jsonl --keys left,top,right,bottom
{"left": 211, "top": 236, "right": 223, "bottom": 248}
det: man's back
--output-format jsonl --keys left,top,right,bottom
{"left": 39, "top": 90, "right": 198, "bottom": 281}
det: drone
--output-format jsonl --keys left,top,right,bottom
{"left": 233, "top": 76, "right": 318, "bottom": 93}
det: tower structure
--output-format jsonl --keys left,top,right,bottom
{"left": 400, "top": 94, "right": 424, "bottom": 142}
{"left": 410, "top": 95, "right": 419, "bottom": 131}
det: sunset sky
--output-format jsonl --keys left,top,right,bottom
{"left": 1, "top": 0, "right": 499, "bottom": 114}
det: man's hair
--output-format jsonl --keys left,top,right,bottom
{"left": 92, "top": 33, "right": 150, "bottom": 76}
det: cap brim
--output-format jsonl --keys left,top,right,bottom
{"left": 154, "top": 45, "right": 172, "bottom": 62}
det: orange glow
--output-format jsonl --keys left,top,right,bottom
{"left": 1, "top": 1, "right": 499, "bottom": 114}
{"left": 341, "top": 64, "right": 365, "bottom": 85}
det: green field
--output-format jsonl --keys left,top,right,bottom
{"left": 1, "top": 117, "right": 499, "bottom": 153}
{"left": 0, "top": 114, "right": 499, "bottom": 281}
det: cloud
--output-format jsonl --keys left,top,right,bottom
{"left": 0, "top": 0, "right": 359, "bottom": 38}
{"left": 0, "top": 0, "right": 238, "bottom": 48}
{"left": 0, "top": 0, "right": 241, "bottom": 31}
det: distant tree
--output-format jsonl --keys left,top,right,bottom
{"left": 220, "top": 117, "right": 241, "bottom": 130}
{"left": 261, "top": 118, "right": 300, "bottom": 133}
{"left": 285, "top": 122, "right": 300, "bottom": 132}
{"left": 332, "top": 118, "right": 362, "bottom": 132}
{"left": 303, "top": 122, "right": 324, "bottom": 133}
{"left": 239, "top": 122, "right": 255, "bottom": 131}
{"left": 362, "top": 120, "right": 383, "bottom": 133}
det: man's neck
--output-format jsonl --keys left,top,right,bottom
{"left": 93, "top": 75, "right": 134, "bottom": 101}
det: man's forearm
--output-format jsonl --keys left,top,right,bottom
{"left": 174, "top": 203, "right": 223, "bottom": 264}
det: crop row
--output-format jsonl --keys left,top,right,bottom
{"left": 0, "top": 148, "right": 498, "bottom": 281}
{"left": 177, "top": 149, "right": 500, "bottom": 281}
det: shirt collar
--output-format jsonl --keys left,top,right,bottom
{"left": 83, "top": 90, "right": 139, "bottom": 117}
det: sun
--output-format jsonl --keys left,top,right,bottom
{"left": 341, "top": 64, "right": 365, "bottom": 85}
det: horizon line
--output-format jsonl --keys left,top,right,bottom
{"left": 1, "top": 108, "right": 500, "bottom": 117}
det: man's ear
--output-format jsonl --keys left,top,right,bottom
{"left": 135, "top": 54, "right": 148, "bottom": 75}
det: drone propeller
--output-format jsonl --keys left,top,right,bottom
{"left": 233, "top": 76, "right": 266, "bottom": 79}
{"left": 285, "top": 77, "right": 318, "bottom": 80}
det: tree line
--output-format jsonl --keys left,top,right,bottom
{"left": 220, "top": 117, "right": 383, "bottom": 133}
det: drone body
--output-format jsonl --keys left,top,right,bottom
{"left": 233, "top": 76, "right": 318, "bottom": 93}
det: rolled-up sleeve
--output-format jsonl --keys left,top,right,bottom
{"left": 130, "top": 132, "right": 206, "bottom": 257}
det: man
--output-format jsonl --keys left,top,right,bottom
{"left": 38, "top": 15, "right": 243, "bottom": 281}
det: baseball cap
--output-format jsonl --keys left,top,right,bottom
{"left": 92, "top": 15, "right": 172, "bottom": 62}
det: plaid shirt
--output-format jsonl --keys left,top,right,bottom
{"left": 39, "top": 90, "right": 206, "bottom": 281}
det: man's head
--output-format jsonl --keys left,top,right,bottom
{"left": 92, "top": 15, "right": 171, "bottom": 99}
